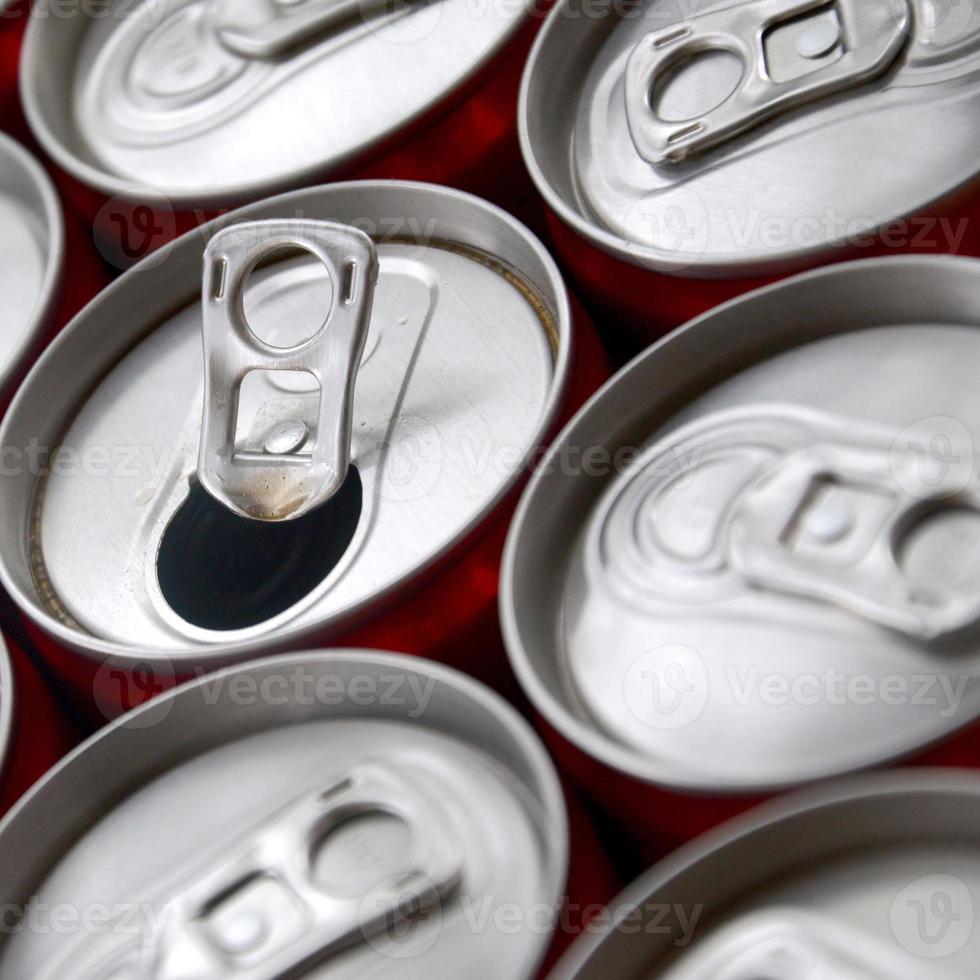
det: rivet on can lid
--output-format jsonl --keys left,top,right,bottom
{"left": 262, "top": 419, "right": 309, "bottom": 455}
{"left": 796, "top": 19, "right": 843, "bottom": 59}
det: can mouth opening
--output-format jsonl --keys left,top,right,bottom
{"left": 155, "top": 469, "right": 363, "bottom": 632}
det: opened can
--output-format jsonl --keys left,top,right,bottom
{"left": 502, "top": 255, "right": 980, "bottom": 859}
{"left": 0, "top": 633, "right": 79, "bottom": 817}
{"left": 22, "top": 0, "right": 547, "bottom": 268}
{"left": 0, "top": 181, "right": 608, "bottom": 720}
{"left": 520, "top": 0, "right": 980, "bottom": 342}
{"left": 0, "top": 648, "right": 609, "bottom": 978}
{"left": 550, "top": 770, "right": 980, "bottom": 978}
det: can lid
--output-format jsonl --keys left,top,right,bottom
{"left": 9, "top": 184, "right": 565, "bottom": 656}
{"left": 550, "top": 771, "right": 980, "bottom": 979}
{"left": 0, "top": 651, "right": 568, "bottom": 979}
{"left": 0, "top": 133, "right": 63, "bottom": 390}
{"left": 521, "top": 0, "right": 980, "bottom": 274}
{"left": 23, "top": 0, "right": 529, "bottom": 203}
{"left": 503, "top": 255, "right": 980, "bottom": 793}
{"left": 0, "top": 636, "right": 13, "bottom": 790}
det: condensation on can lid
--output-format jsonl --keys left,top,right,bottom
{"left": 550, "top": 771, "right": 980, "bottom": 979}
{"left": 22, "top": 0, "right": 530, "bottom": 203}
{"left": 521, "top": 0, "right": 980, "bottom": 274}
{"left": 1, "top": 183, "right": 565, "bottom": 658}
{"left": 0, "top": 651, "right": 567, "bottom": 979}
{"left": 0, "top": 133, "right": 63, "bottom": 390}
{"left": 503, "top": 255, "right": 980, "bottom": 794}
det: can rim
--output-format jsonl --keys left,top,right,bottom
{"left": 500, "top": 253, "right": 980, "bottom": 795}
{"left": 0, "top": 648, "right": 571, "bottom": 977}
{"left": 0, "top": 636, "right": 15, "bottom": 793}
{"left": 517, "top": 0, "right": 980, "bottom": 279}
{"left": 0, "top": 180, "right": 575, "bottom": 667}
{"left": 0, "top": 131, "right": 65, "bottom": 391}
{"left": 20, "top": 4, "right": 535, "bottom": 208}
{"left": 547, "top": 767, "right": 980, "bottom": 979}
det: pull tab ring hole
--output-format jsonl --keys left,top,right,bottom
{"left": 242, "top": 244, "right": 335, "bottom": 350}
{"left": 652, "top": 48, "right": 744, "bottom": 123}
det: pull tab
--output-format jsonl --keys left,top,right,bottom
{"left": 213, "top": 0, "right": 399, "bottom": 59}
{"left": 625, "top": 0, "right": 911, "bottom": 164}
{"left": 198, "top": 219, "right": 378, "bottom": 522}
{"left": 731, "top": 417, "right": 980, "bottom": 640}
{"left": 54, "top": 763, "right": 463, "bottom": 980}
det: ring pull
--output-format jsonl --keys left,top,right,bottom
{"left": 45, "top": 763, "right": 463, "bottom": 980}
{"left": 198, "top": 219, "right": 378, "bottom": 522}
{"left": 624, "top": 0, "right": 911, "bottom": 164}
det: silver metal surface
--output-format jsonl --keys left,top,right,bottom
{"left": 21, "top": 0, "right": 530, "bottom": 205}
{"left": 624, "top": 0, "right": 909, "bottom": 163}
{"left": 520, "top": 0, "right": 980, "bottom": 275}
{"left": 596, "top": 403, "right": 980, "bottom": 640}
{"left": 549, "top": 771, "right": 980, "bottom": 979}
{"left": 0, "top": 636, "right": 13, "bottom": 794}
{"left": 199, "top": 220, "right": 378, "bottom": 521}
{"left": 0, "top": 650, "right": 568, "bottom": 979}
{"left": 0, "top": 132, "right": 63, "bottom": 393}
{"left": 0, "top": 182, "right": 569, "bottom": 670}
{"left": 38, "top": 763, "right": 462, "bottom": 979}
{"left": 502, "top": 255, "right": 980, "bottom": 795}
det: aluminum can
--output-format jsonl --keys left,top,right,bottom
{"left": 0, "top": 180, "right": 609, "bottom": 720}
{"left": 550, "top": 770, "right": 980, "bottom": 979}
{"left": 502, "top": 255, "right": 980, "bottom": 859}
{"left": 21, "top": 0, "right": 547, "bottom": 268}
{"left": 0, "top": 131, "right": 110, "bottom": 410}
{"left": 520, "top": 0, "right": 980, "bottom": 343}
{"left": 0, "top": 632, "right": 79, "bottom": 817}
{"left": 0, "top": 648, "right": 612, "bottom": 978}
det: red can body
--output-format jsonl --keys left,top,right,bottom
{"left": 0, "top": 3, "right": 28, "bottom": 138}
{"left": 50, "top": 16, "right": 545, "bottom": 271}
{"left": 0, "top": 636, "right": 79, "bottom": 818}
{"left": 538, "top": 712, "right": 980, "bottom": 868}
{"left": 547, "top": 185, "right": 980, "bottom": 349}
{"left": 24, "top": 297, "right": 611, "bottom": 727}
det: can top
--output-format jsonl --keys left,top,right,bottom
{"left": 521, "top": 0, "right": 980, "bottom": 275}
{"left": 0, "top": 132, "right": 63, "bottom": 392}
{"left": 0, "top": 182, "right": 568, "bottom": 664}
{"left": 551, "top": 770, "right": 980, "bottom": 979}
{"left": 0, "top": 636, "right": 13, "bottom": 789}
{"left": 0, "top": 650, "right": 567, "bottom": 979}
{"left": 503, "top": 255, "right": 980, "bottom": 794}
{"left": 22, "top": 0, "right": 530, "bottom": 205}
